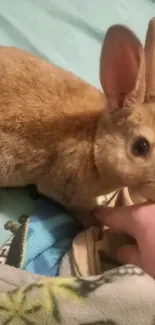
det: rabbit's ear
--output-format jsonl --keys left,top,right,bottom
{"left": 100, "top": 25, "right": 145, "bottom": 112}
{"left": 145, "top": 18, "right": 155, "bottom": 102}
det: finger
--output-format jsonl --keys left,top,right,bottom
{"left": 116, "top": 245, "right": 142, "bottom": 268}
{"left": 95, "top": 205, "right": 135, "bottom": 236}
{"left": 95, "top": 202, "right": 152, "bottom": 237}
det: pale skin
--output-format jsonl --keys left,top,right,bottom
{"left": 96, "top": 203, "right": 155, "bottom": 278}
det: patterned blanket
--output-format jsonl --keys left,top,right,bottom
{"left": 0, "top": 264, "right": 155, "bottom": 325}
{"left": 0, "top": 190, "right": 155, "bottom": 324}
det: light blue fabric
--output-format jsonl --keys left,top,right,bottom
{"left": 0, "top": 0, "right": 154, "bottom": 245}
{"left": 22, "top": 197, "right": 82, "bottom": 277}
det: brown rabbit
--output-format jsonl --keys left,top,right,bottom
{"left": 0, "top": 18, "right": 155, "bottom": 225}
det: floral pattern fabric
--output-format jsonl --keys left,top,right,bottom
{"left": 0, "top": 264, "right": 155, "bottom": 325}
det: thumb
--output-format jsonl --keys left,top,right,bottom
{"left": 116, "top": 245, "right": 142, "bottom": 269}
{"left": 95, "top": 205, "right": 136, "bottom": 237}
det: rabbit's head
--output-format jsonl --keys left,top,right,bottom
{"left": 95, "top": 18, "right": 155, "bottom": 200}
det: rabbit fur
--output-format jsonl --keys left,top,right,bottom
{"left": 0, "top": 18, "right": 155, "bottom": 225}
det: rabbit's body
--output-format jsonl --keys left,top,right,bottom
{"left": 1, "top": 18, "right": 155, "bottom": 225}
{"left": 0, "top": 47, "right": 107, "bottom": 214}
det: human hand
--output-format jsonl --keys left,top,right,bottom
{"left": 95, "top": 203, "right": 155, "bottom": 277}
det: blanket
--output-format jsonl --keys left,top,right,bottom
{"left": 0, "top": 188, "right": 155, "bottom": 324}
{"left": 0, "top": 188, "right": 135, "bottom": 276}
{"left": 0, "top": 264, "right": 155, "bottom": 325}
{"left": 0, "top": 195, "right": 82, "bottom": 276}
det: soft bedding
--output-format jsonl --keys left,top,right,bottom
{"left": 0, "top": 188, "right": 155, "bottom": 324}
{"left": 0, "top": 263, "right": 155, "bottom": 325}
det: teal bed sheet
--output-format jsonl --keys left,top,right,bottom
{"left": 0, "top": 0, "right": 154, "bottom": 245}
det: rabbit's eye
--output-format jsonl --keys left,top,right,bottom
{"left": 132, "top": 137, "right": 150, "bottom": 157}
